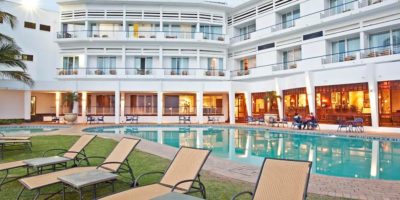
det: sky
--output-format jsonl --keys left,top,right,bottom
{"left": 10, "top": 0, "right": 250, "bottom": 11}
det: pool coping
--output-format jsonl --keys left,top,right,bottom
{"left": 3, "top": 123, "right": 400, "bottom": 199}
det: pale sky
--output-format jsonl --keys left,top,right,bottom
{"left": 9, "top": 0, "right": 250, "bottom": 11}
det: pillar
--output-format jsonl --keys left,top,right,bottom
{"left": 305, "top": 71, "right": 316, "bottom": 115}
{"left": 228, "top": 129, "right": 235, "bottom": 159}
{"left": 196, "top": 91, "right": 204, "bottom": 124}
{"left": 55, "top": 92, "right": 61, "bottom": 117}
{"left": 120, "top": 92, "right": 125, "bottom": 119}
{"left": 115, "top": 90, "right": 120, "bottom": 124}
{"left": 72, "top": 91, "right": 79, "bottom": 114}
{"left": 157, "top": 91, "right": 163, "bottom": 124}
{"left": 81, "top": 92, "right": 87, "bottom": 118}
{"left": 229, "top": 91, "right": 235, "bottom": 124}
{"left": 23, "top": 90, "right": 31, "bottom": 121}
{"left": 274, "top": 77, "right": 284, "bottom": 119}
{"left": 157, "top": 129, "right": 163, "bottom": 144}
{"left": 244, "top": 92, "right": 252, "bottom": 117}
{"left": 366, "top": 64, "right": 379, "bottom": 127}
{"left": 196, "top": 129, "right": 204, "bottom": 148}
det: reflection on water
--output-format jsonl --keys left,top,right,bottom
{"left": 86, "top": 126, "right": 400, "bottom": 180}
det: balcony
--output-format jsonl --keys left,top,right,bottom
{"left": 204, "top": 69, "right": 226, "bottom": 77}
{"left": 322, "top": 52, "right": 360, "bottom": 64}
{"left": 124, "top": 106, "right": 157, "bottom": 116}
{"left": 272, "top": 61, "right": 298, "bottom": 71}
{"left": 362, "top": 44, "right": 400, "bottom": 58}
{"left": 56, "top": 30, "right": 226, "bottom": 43}
{"left": 321, "top": 0, "right": 358, "bottom": 18}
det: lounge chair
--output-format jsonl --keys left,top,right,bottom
{"left": 99, "top": 147, "right": 211, "bottom": 200}
{"left": 352, "top": 118, "right": 364, "bottom": 132}
{"left": 0, "top": 132, "right": 31, "bottom": 141}
{"left": 232, "top": 158, "right": 312, "bottom": 200}
{"left": 17, "top": 137, "right": 141, "bottom": 200}
{"left": 0, "top": 134, "right": 96, "bottom": 189}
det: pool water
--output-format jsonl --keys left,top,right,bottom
{"left": 84, "top": 126, "right": 400, "bottom": 181}
{"left": 0, "top": 126, "right": 61, "bottom": 134}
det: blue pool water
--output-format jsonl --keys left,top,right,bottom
{"left": 0, "top": 126, "right": 62, "bottom": 134}
{"left": 84, "top": 125, "right": 400, "bottom": 181}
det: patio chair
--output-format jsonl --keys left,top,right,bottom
{"left": 0, "top": 134, "right": 96, "bottom": 189}
{"left": 268, "top": 117, "right": 278, "bottom": 127}
{"left": 291, "top": 121, "right": 302, "bottom": 129}
{"left": 17, "top": 137, "right": 141, "bottom": 200}
{"left": 207, "top": 116, "right": 217, "bottom": 124}
{"left": 184, "top": 116, "right": 191, "bottom": 124}
{"left": 99, "top": 147, "right": 211, "bottom": 200}
{"left": 306, "top": 119, "right": 320, "bottom": 130}
{"left": 277, "top": 117, "right": 289, "bottom": 128}
{"left": 97, "top": 116, "right": 105, "bottom": 123}
{"left": 232, "top": 158, "right": 312, "bottom": 200}
{"left": 258, "top": 117, "right": 265, "bottom": 125}
{"left": 178, "top": 116, "right": 185, "bottom": 124}
{"left": 87, "top": 116, "right": 96, "bottom": 124}
{"left": 51, "top": 116, "right": 60, "bottom": 123}
{"left": 247, "top": 116, "right": 256, "bottom": 125}
{"left": 337, "top": 119, "right": 349, "bottom": 132}
{"left": 353, "top": 118, "right": 364, "bottom": 133}
{"left": 0, "top": 132, "right": 31, "bottom": 141}
{"left": 126, "top": 115, "right": 139, "bottom": 124}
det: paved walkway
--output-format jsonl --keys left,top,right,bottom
{"left": 4, "top": 123, "right": 400, "bottom": 200}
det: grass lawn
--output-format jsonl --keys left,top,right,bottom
{"left": 0, "top": 135, "right": 351, "bottom": 200}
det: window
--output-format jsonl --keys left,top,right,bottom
{"left": 369, "top": 31, "right": 390, "bottom": 48}
{"left": 331, "top": 37, "right": 360, "bottom": 62}
{"left": 24, "top": 21, "right": 36, "bottom": 29}
{"left": 171, "top": 58, "right": 189, "bottom": 75}
{"left": 94, "top": 95, "right": 115, "bottom": 115}
{"left": 203, "top": 95, "right": 223, "bottom": 115}
{"left": 282, "top": 47, "right": 301, "bottom": 69}
{"left": 22, "top": 54, "right": 34, "bottom": 61}
{"left": 329, "top": 0, "right": 355, "bottom": 15}
{"left": 63, "top": 56, "right": 79, "bottom": 70}
{"left": 129, "top": 94, "right": 157, "bottom": 115}
{"left": 200, "top": 25, "right": 222, "bottom": 40}
{"left": 39, "top": 24, "right": 51, "bottom": 32}
{"left": 239, "top": 57, "right": 256, "bottom": 71}
{"left": 283, "top": 88, "right": 308, "bottom": 119}
{"left": 378, "top": 81, "right": 400, "bottom": 127}
{"left": 281, "top": 8, "right": 300, "bottom": 29}
{"left": 164, "top": 94, "right": 196, "bottom": 115}
{"left": 207, "top": 58, "right": 223, "bottom": 71}
{"left": 97, "top": 56, "right": 116, "bottom": 69}
{"left": 239, "top": 24, "right": 256, "bottom": 41}
{"left": 134, "top": 57, "right": 152, "bottom": 75}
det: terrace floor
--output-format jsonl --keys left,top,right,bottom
{"left": 2, "top": 122, "right": 400, "bottom": 200}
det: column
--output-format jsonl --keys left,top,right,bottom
{"left": 229, "top": 91, "right": 235, "bottom": 124}
{"left": 23, "top": 90, "right": 31, "bottom": 121}
{"left": 157, "top": 91, "right": 163, "bottom": 124}
{"left": 274, "top": 77, "right": 284, "bottom": 119}
{"left": 366, "top": 64, "right": 379, "bottom": 127}
{"left": 81, "top": 92, "right": 87, "bottom": 118}
{"left": 196, "top": 91, "right": 204, "bottom": 124}
{"left": 157, "top": 129, "right": 163, "bottom": 144}
{"left": 305, "top": 71, "right": 316, "bottom": 115}
{"left": 359, "top": 31, "right": 366, "bottom": 59}
{"left": 196, "top": 129, "right": 204, "bottom": 148}
{"left": 115, "top": 90, "right": 120, "bottom": 124}
{"left": 121, "top": 47, "right": 126, "bottom": 75}
{"left": 72, "top": 91, "right": 79, "bottom": 114}
{"left": 120, "top": 92, "right": 125, "bottom": 120}
{"left": 159, "top": 47, "right": 163, "bottom": 76}
{"left": 55, "top": 92, "right": 61, "bottom": 117}
{"left": 244, "top": 92, "right": 252, "bottom": 117}
{"left": 228, "top": 129, "right": 235, "bottom": 159}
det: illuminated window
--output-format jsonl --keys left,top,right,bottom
{"left": 24, "top": 21, "right": 36, "bottom": 29}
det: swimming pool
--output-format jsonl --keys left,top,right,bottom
{"left": 0, "top": 126, "right": 65, "bottom": 134}
{"left": 83, "top": 125, "right": 400, "bottom": 181}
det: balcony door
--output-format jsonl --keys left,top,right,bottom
{"left": 135, "top": 57, "right": 152, "bottom": 74}
{"left": 171, "top": 58, "right": 189, "bottom": 74}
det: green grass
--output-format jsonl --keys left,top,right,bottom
{"left": 0, "top": 136, "right": 350, "bottom": 200}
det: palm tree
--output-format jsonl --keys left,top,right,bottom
{"left": 0, "top": 11, "right": 34, "bottom": 86}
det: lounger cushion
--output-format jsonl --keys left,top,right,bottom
{"left": 101, "top": 138, "right": 140, "bottom": 172}
{"left": 0, "top": 161, "right": 27, "bottom": 171}
{"left": 63, "top": 135, "right": 96, "bottom": 159}
{"left": 0, "top": 136, "right": 31, "bottom": 140}
{"left": 0, "top": 140, "right": 31, "bottom": 143}
{"left": 100, "top": 183, "right": 184, "bottom": 200}
{"left": 19, "top": 167, "right": 98, "bottom": 190}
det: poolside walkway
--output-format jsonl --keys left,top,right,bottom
{"left": 5, "top": 122, "right": 400, "bottom": 200}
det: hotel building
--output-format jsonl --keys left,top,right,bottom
{"left": 1, "top": 0, "right": 400, "bottom": 132}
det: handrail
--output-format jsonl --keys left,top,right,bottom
{"left": 229, "top": 0, "right": 361, "bottom": 41}
{"left": 230, "top": 44, "right": 400, "bottom": 73}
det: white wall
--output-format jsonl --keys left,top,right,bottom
{"left": 0, "top": 90, "right": 25, "bottom": 119}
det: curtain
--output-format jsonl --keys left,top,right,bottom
{"left": 218, "top": 58, "right": 223, "bottom": 71}
{"left": 347, "top": 38, "right": 360, "bottom": 56}
{"left": 145, "top": 57, "right": 153, "bottom": 69}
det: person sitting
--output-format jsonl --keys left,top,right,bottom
{"left": 303, "top": 112, "right": 316, "bottom": 129}
{"left": 293, "top": 113, "right": 302, "bottom": 130}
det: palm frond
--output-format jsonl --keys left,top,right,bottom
{"left": 0, "top": 11, "right": 17, "bottom": 29}
{"left": 0, "top": 33, "right": 15, "bottom": 44}
{"left": 0, "top": 43, "right": 27, "bottom": 70}
{"left": 0, "top": 70, "right": 34, "bottom": 86}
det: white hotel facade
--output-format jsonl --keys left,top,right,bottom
{"left": 1, "top": 0, "right": 400, "bottom": 132}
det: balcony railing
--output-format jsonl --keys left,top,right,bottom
{"left": 229, "top": 0, "right": 392, "bottom": 44}
{"left": 203, "top": 107, "right": 223, "bottom": 115}
{"left": 362, "top": 44, "right": 400, "bottom": 58}
{"left": 272, "top": 61, "right": 298, "bottom": 71}
{"left": 125, "top": 68, "right": 152, "bottom": 75}
{"left": 321, "top": 0, "right": 358, "bottom": 18}
{"left": 163, "top": 106, "right": 196, "bottom": 116}
{"left": 124, "top": 106, "right": 157, "bottom": 116}
{"left": 204, "top": 69, "right": 226, "bottom": 77}
{"left": 56, "top": 30, "right": 226, "bottom": 42}
{"left": 87, "top": 106, "right": 115, "bottom": 116}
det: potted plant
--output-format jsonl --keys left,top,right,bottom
{"left": 63, "top": 92, "right": 79, "bottom": 124}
